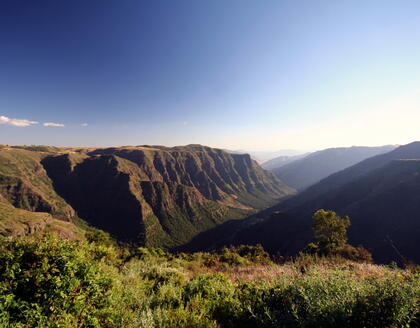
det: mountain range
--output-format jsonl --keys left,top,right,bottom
{"left": 231, "top": 142, "right": 420, "bottom": 263}
{"left": 269, "top": 145, "right": 396, "bottom": 191}
{"left": 261, "top": 153, "right": 308, "bottom": 170}
{"left": 0, "top": 144, "right": 293, "bottom": 247}
{"left": 226, "top": 149, "right": 305, "bottom": 163}
{"left": 1, "top": 141, "right": 420, "bottom": 264}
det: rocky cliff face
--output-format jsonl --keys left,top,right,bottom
{"left": 0, "top": 148, "right": 75, "bottom": 220}
{"left": 34, "top": 144, "right": 294, "bottom": 247}
{"left": 0, "top": 147, "right": 81, "bottom": 239}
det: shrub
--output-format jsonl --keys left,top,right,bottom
{"left": 219, "top": 247, "right": 248, "bottom": 266}
{"left": 0, "top": 236, "right": 117, "bottom": 327}
{"left": 0, "top": 236, "right": 418, "bottom": 328}
{"left": 334, "top": 244, "right": 373, "bottom": 263}
{"left": 183, "top": 274, "right": 238, "bottom": 325}
{"left": 85, "top": 229, "right": 115, "bottom": 246}
{"left": 141, "top": 266, "right": 186, "bottom": 291}
{"left": 133, "top": 247, "right": 171, "bottom": 261}
{"left": 261, "top": 271, "right": 419, "bottom": 328}
{"left": 302, "top": 242, "right": 319, "bottom": 255}
{"left": 231, "top": 244, "right": 272, "bottom": 264}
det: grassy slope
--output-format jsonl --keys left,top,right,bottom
{"left": 0, "top": 201, "right": 83, "bottom": 240}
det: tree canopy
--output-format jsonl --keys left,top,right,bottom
{"left": 312, "top": 209, "right": 351, "bottom": 254}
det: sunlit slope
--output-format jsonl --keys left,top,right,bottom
{"left": 0, "top": 147, "right": 75, "bottom": 219}
{"left": 0, "top": 199, "right": 82, "bottom": 240}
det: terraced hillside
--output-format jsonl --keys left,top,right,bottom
{"left": 0, "top": 145, "right": 294, "bottom": 247}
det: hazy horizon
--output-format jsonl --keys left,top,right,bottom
{"left": 1, "top": 1, "right": 420, "bottom": 150}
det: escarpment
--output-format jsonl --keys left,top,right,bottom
{"left": 0, "top": 145, "right": 294, "bottom": 247}
{"left": 41, "top": 154, "right": 147, "bottom": 243}
{"left": 0, "top": 175, "right": 52, "bottom": 213}
{"left": 0, "top": 148, "right": 75, "bottom": 220}
{"left": 40, "top": 145, "right": 294, "bottom": 247}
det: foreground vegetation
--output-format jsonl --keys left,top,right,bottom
{"left": 0, "top": 233, "right": 418, "bottom": 328}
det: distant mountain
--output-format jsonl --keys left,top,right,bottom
{"left": 261, "top": 153, "right": 308, "bottom": 170}
{"left": 271, "top": 145, "right": 396, "bottom": 191}
{"left": 232, "top": 142, "right": 420, "bottom": 264}
{"left": 0, "top": 144, "right": 295, "bottom": 247}
{"left": 226, "top": 149, "right": 306, "bottom": 163}
{"left": 281, "top": 142, "right": 419, "bottom": 209}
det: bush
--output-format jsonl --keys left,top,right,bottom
{"left": 85, "top": 229, "right": 115, "bottom": 246}
{"left": 0, "top": 236, "right": 418, "bottom": 328}
{"left": 0, "top": 236, "right": 117, "bottom": 327}
{"left": 218, "top": 245, "right": 272, "bottom": 267}
{"left": 302, "top": 242, "right": 320, "bottom": 255}
{"left": 250, "top": 271, "right": 419, "bottom": 328}
{"left": 219, "top": 247, "right": 248, "bottom": 266}
{"left": 334, "top": 244, "right": 373, "bottom": 263}
{"left": 141, "top": 266, "right": 186, "bottom": 291}
{"left": 231, "top": 244, "right": 272, "bottom": 264}
{"left": 133, "top": 247, "right": 171, "bottom": 261}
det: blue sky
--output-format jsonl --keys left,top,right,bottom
{"left": 1, "top": 0, "right": 420, "bottom": 150}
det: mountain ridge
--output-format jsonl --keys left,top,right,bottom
{"left": 231, "top": 142, "right": 420, "bottom": 263}
{"left": 271, "top": 145, "right": 396, "bottom": 191}
{"left": 261, "top": 153, "right": 308, "bottom": 170}
{"left": 0, "top": 144, "right": 294, "bottom": 247}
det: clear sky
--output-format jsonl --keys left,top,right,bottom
{"left": 1, "top": 0, "right": 420, "bottom": 151}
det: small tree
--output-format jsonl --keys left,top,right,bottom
{"left": 312, "top": 209, "right": 350, "bottom": 254}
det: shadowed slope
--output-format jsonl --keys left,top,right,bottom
{"left": 233, "top": 143, "right": 420, "bottom": 263}
{"left": 41, "top": 145, "right": 294, "bottom": 247}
